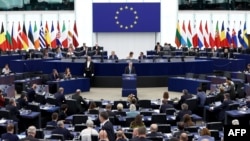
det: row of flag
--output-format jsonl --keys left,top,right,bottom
{"left": 0, "top": 20, "right": 79, "bottom": 51}
{"left": 175, "top": 20, "right": 249, "bottom": 49}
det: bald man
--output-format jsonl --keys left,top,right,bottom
{"left": 179, "top": 133, "right": 188, "bottom": 141}
{"left": 146, "top": 124, "right": 163, "bottom": 137}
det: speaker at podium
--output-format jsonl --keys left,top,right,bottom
{"left": 122, "top": 74, "right": 137, "bottom": 97}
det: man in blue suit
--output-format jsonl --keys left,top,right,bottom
{"left": 46, "top": 112, "right": 58, "bottom": 127}
{"left": 99, "top": 111, "right": 116, "bottom": 141}
{"left": 1, "top": 123, "right": 19, "bottom": 141}
{"left": 210, "top": 93, "right": 233, "bottom": 121}
{"left": 54, "top": 87, "right": 65, "bottom": 106}
{"left": 51, "top": 120, "right": 74, "bottom": 140}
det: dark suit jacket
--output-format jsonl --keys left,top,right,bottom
{"left": 213, "top": 99, "right": 233, "bottom": 121}
{"left": 1, "top": 133, "right": 19, "bottom": 141}
{"left": 27, "top": 88, "right": 36, "bottom": 102}
{"left": 51, "top": 127, "right": 74, "bottom": 140}
{"left": 178, "top": 94, "right": 193, "bottom": 107}
{"left": 54, "top": 93, "right": 65, "bottom": 106}
{"left": 130, "top": 137, "right": 152, "bottom": 141}
{"left": 46, "top": 120, "right": 57, "bottom": 127}
{"left": 124, "top": 66, "right": 136, "bottom": 74}
{"left": 102, "top": 121, "right": 116, "bottom": 141}
{"left": 138, "top": 55, "right": 146, "bottom": 60}
{"left": 50, "top": 73, "right": 60, "bottom": 81}
{"left": 160, "top": 103, "right": 174, "bottom": 113}
{"left": 215, "top": 92, "right": 224, "bottom": 102}
{"left": 16, "top": 98, "right": 28, "bottom": 109}
{"left": 20, "top": 135, "right": 39, "bottom": 141}
{"left": 146, "top": 132, "right": 163, "bottom": 137}
{"left": 84, "top": 61, "right": 94, "bottom": 77}
{"left": 106, "top": 110, "right": 115, "bottom": 117}
{"left": 71, "top": 94, "right": 87, "bottom": 113}
{"left": 109, "top": 55, "right": 118, "bottom": 60}
{"left": 58, "top": 111, "right": 67, "bottom": 121}
{"left": 5, "top": 104, "right": 20, "bottom": 122}
{"left": 176, "top": 109, "right": 192, "bottom": 121}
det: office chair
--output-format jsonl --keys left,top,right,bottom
{"left": 74, "top": 124, "right": 87, "bottom": 132}
{"left": 113, "top": 100, "right": 128, "bottom": 109}
{"left": 138, "top": 100, "right": 152, "bottom": 109}
{"left": 157, "top": 124, "right": 171, "bottom": 133}
{"left": 184, "top": 126, "right": 199, "bottom": 133}
{"left": 72, "top": 114, "right": 88, "bottom": 125}
{"left": 151, "top": 113, "right": 167, "bottom": 124}
{"left": 206, "top": 122, "right": 223, "bottom": 131}
{"left": 65, "top": 99, "right": 78, "bottom": 115}
{"left": 50, "top": 134, "right": 64, "bottom": 141}
{"left": 165, "top": 108, "right": 176, "bottom": 115}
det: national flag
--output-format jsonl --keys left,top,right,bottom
{"left": 192, "top": 21, "right": 198, "bottom": 48}
{"left": 243, "top": 21, "right": 249, "bottom": 48}
{"left": 11, "top": 22, "right": 18, "bottom": 50}
{"left": 214, "top": 21, "right": 220, "bottom": 48}
{"left": 33, "top": 21, "right": 40, "bottom": 49}
{"left": 231, "top": 21, "right": 238, "bottom": 48}
{"left": 0, "top": 22, "right": 6, "bottom": 51}
{"left": 209, "top": 20, "right": 215, "bottom": 48}
{"left": 175, "top": 21, "right": 181, "bottom": 48}
{"left": 204, "top": 21, "right": 209, "bottom": 48}
{"left": 56, "top": 21, "right": 61, "bottom": 46}
{"left": 20, "top": 22, "right": 29, "bottom": 50}
{"left": 51, "top": 21, "right": 57, "bottom": 48}
{"left": 181, "top": 20, "right": 187, "bottom": 46}
{"left": 73, "top": 20, "right": 79, "bottom": 48}
{"left": 220, "top": 21, "right": 228, "bottom": 47}
{"left": 226, "top": 26, "right": 232, "bottom": 47}
{"left": 67, "top": 21, "right": 73, "bottom": 47}
{"left": 39, "top": 21, "right": 46, "bottom": 48}
{"left": 28, "top": 22, "right": 34, "bottom": 49}
{"left": 17, "top": 22, "right": 22, "bottom": 50}
{"left": 45, "top": 21, "right": 51, "bottom": 46}
{"left": 61, "top": 21, "right": 68, "bottom": 48}
{"left": 198, "top": 21, "right": 203, "bottom": 48}
{"left": 5, "top": 29, "right": 12, "bottom": 51}
{"left": 187, "top": 20, "right": 192, "bottom": 48}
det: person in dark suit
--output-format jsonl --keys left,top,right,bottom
{"left": 92, "top": 43, "right": 102, "bottom": 55}
{"left": 178, "top": 89, "right": 193, "bottom": 109}
{"left": 210, "top": 93, "right": 233, "bottom": 121}
{"left": 54, "top": 87, "right": 65, "bottom": 106}
{"left": 71, "top": 89, "right": 88, "bottom": 113}
{"left": 154, "top": 42, "right": 163, "bottom": 55}
{"left": 105, "top": 104, "right": 115, "bottom": 117}
{"left": 172, "top": 122, "right": 188, "bottom": 138}
{"left": 46, "top": 112, "right": 58, "bottom": 127}
{"left": 131, "top": 126, "right": 151, "bottom": 141}
{"left": 1, "top": 123, "right": 19, "bottom": 141}
{"left": 16, "top": 93, "right": 28, "bottom": 109}
{"left": 27, "top": 84, "right": 37, "bottom": 102}
{"left": 146, "top": 124, "right": 163, "bottom": 138}
{"left": 50, "top": 69, "right": 60, "bottom": 81}
{"left": 176, "top": 103, "right": 192, "bottom": 121}
{"left": 5, "top": 98, "right": 20, "bottom": 122}
{"left": 58, "top": 104, "right": 68, "bottom": 121}
{"left": 20, "top": 126, "right": 39, "bottom": 141}
{"left": 124, "top": 61, "right": 136, "bottom": 74}
{"left": 83, "top": 56, "right": 95, "bottom": 86}
{"left": 99, "top": 111, "right": 116, "bottom": 141}
{"left": 138, "top": 52, "right": 146, "bottom": 60}
{"left": 109, "top": 51, "right": 119, "bottom": 60}
{"left": 51, "top": 120, "right": 74, "bottom": 140}
{"left": 160, "top": 99, "right": 174, "bottom": 113}
{"left": 215, "top": 87, "right": 225, "bottom": 102}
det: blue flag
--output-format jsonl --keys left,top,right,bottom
{"left": 93, "top": 3, "right": 160, "bottom": 32}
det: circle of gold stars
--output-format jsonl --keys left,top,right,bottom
{"left": 114, "top": 5, "right": 139, "bottom": 30}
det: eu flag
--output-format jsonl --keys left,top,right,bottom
{"left": 93, "top": 3, "right": 160, "bottom": 32}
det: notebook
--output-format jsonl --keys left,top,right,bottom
{"left": 214, "top": 101, "right": 222, "bottom": 107}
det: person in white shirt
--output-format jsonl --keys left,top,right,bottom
{"left": 2, "top": 64, "right": 11, "bottom": 75}
{"left": 80, "top": 120, "right": 98, "bottom": 141}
